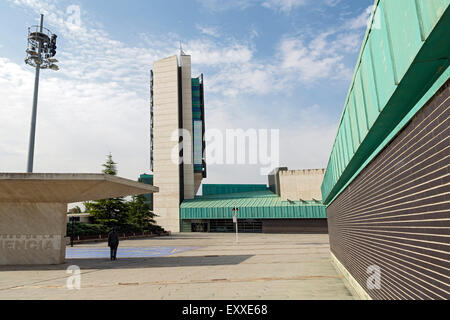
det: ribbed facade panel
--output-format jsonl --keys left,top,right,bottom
{"left": 202, "top": 184, "right": 269, "bottom": 196}
{"left": 327, "top": 81, "right": 450, "bottom": 300}
{"left": 321, "top": 1, "right": 450, "bottom": 204}
{"left": 180, "top": 204, "right": 326, "bottom": 220}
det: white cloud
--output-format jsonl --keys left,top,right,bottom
{"left": 187, "top": 40, "right": 253, "bottom": 66}
{"left": 334, "top": 31, "right": 364, "bottom": 53}
{"left": 198, "top": 0, "right": 308, "bottom": 14}
{"left": 324, "top": 0, "right": 341, "bottom": 7}
{"left": 2, "top": 0, "right": 272, "bottom": 181}
{"left": 188, "top": 17, "right": 363, "bottom": 98}
{"left": 203, "top": 98, "right": 338, "bottom": 184}
{"left": 2, "top": 0, "right": 176, "bottom": 180}
{"left": 275, "top": 5, "right": 372, "bottom": 84}
{"left": 0, "top": 56, "right": 150, "bottom": 178}
{"left": 262, "top": 0, "right": 308, "bottom": 13}
{"left": 196, "top": 0, "right": 257, "bottom": 12}
{"left": 196, "top": 25, "right": 220, "bottom": 37}
{"left": 346, "top": 5, "right": 373, "bottom": 30}
{"left": 206, "top": 63, "right": 276, "bottom": 96}
{"left": 249, "top": 27, "right": 260, "bottom": 40}
{"left": 1, "top": 0, "right": 366, "bottom": 188}
{"left": 183, "top": 39, "right": 278, "bottom": 97}
{"left": 278, "top": 33, "right": 350, "bottom": 83}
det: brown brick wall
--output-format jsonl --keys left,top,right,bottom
{"left": 262, "top": 219, "right": 328, "bottom": 234}
{"left": 327, "top": 80, "right": 450, "bottom": 300}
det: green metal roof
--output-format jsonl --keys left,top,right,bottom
{"left": 139, "top": 174, "right": 153, "bottom": 184}
{"left": 202, "top": 184, "right": 268, "bottom": 196}
{"left": 321, "top": 0, "right": 450, "bottom": 205}
{"left": 180, "top": 189, "right": 326, "bottom": 219}
{"left": 139, "top": 174, "right": 154, "bottom": 205}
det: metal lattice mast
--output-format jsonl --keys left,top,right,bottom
{"left": 25, "top": 14, "right": 59, "bottom": 172}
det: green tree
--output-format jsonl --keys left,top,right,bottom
{"left": 67, "top": 206, "right": 82, "bottom": 214}
{"left": 102, "top": 153, "right": 117, "bottom": 175}
{"left": 73, "top": 206, "right": 82, "bottom": 213}
{"left": 86, "top": 154, "right": 129, "bottom": 228}
{"left": 128, "top": 194, "right": 156, "bottom": 229}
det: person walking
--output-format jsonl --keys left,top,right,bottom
{"left": 108, "top": 227, "right": 119, "bottom": 261}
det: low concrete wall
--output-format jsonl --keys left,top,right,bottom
{"left": 0, "top": 203, "right": 67, "bottom": 265}
{"left": 279, "top": 169, "right": 325, "bottom": 201}
{"left": 330, "top": 251, "right": 371, "bottom": 300}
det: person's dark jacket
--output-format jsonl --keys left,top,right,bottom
{"left": 108, "top": 230, "right": 119, "bottom": 248}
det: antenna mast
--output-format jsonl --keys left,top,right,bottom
{"left": 179, "top": 41, "right": 185, "bottom": 56}
{"left": 25, "top": 14, "right": 59, "bottom": 172}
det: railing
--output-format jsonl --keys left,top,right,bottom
{"left": 66, "top": 231, "right": 171, "bottom": 245}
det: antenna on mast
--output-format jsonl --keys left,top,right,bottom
{"left": 179, "top": 41, "right": 185, "bottom": 56}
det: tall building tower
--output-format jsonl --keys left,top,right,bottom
{"left": 151, "top": 53, "right": 206, "bottom": 232}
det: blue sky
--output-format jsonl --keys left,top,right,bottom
{"left": 0, "top": 0, "right": 373, "bottom": 188}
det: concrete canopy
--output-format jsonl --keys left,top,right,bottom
{"left": 0, "top": 173, "right": 159, "bottom": 203}
{"left": 0, "top": 173, "right": 159, "bottom": 265}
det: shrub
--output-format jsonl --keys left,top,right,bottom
{"left": 67, "top": 222, "right": 165, "bottom": 237}
{"left": 66, "top": 223, "right": 108, "bottom": 237}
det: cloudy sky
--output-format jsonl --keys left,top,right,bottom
{"left": 0, "top": 0, "right": 373, "bottom": 188}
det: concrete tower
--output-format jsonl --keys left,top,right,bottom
{"left": 151, "top": 54, "right": 206, "bottom": 232}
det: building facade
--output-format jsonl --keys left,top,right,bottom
{"left": 139, "top": 174, "right": 154, "bottom": 210}
{"left": 151, "top": 55, "right": 328, "bottom": 233}
{"left": 321, "top": 1, "right": 450, "bottom": 299}
{"left": 269, "top": 168, "right": 325, "bottom": 201}
{"left": 180, "top": 168, "right": 327, "bottom": 233}
{"left": 151, "top": 54, "right": 206, "bottom": 232}
{"left": 180, "top": 183, "right": 327, "bottom": 234}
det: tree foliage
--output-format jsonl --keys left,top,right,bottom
{"left": 67, "top": 206, "right": 82, "bottom": 214}
{"left": 88, "top": 198, "right": 129, "bottom": 227}
{"left": 86, "top": 154, "right": 128, "bottom": 228}
{"left": 128, "top": 194, "right": 156, "bottom": 229}
{"left": 102, "top": 153, "right": 117, "bottom": 175}
{"left": 83, "top": 154, "right": 161, "bottom": 232}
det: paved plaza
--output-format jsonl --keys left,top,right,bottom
{"left": 0, "top": 233, "right": 354, "bottom": 300}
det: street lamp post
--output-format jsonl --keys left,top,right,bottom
{"left": 70, "top": 216, "right": 75, "bottom": 247}
{"left": 25, "top": 14, "right": 59, "bottom": 172}
{"left": 232, "top": 202, "right": 239, "bottom": 243}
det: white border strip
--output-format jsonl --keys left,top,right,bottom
{"left": 330, "top": 251, "right": 372, "bottom": 300}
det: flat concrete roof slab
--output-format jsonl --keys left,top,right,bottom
{"left": 0, "top": 173, "right": 159, "bottom": 203}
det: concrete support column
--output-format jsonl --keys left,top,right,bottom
{"left": 180, "top": 55, "right": 195, "bottom": 200}
{"left": 153, "top": 56, "right": 182, "bottom": 232}
{"left": 0, "top": 202, "right": 67, "bottom": 265}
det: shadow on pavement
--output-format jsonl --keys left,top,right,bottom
{"left": 0, "top": 254, "right": 254, "bottom": 271}
{"left": 147, "top": 236, "right": 216, "bottom": 240}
